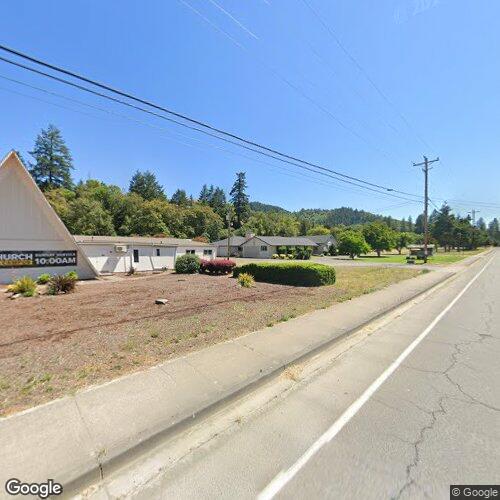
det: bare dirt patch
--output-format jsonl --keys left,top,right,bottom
{"left": 0, "top": 267, "right": 422, "bottom": 415}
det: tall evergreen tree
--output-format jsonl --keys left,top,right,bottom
{"left": 230, "top": 172, "right": 250, "bottom": 228}
{"left": 198, "top": 184, "right": 210, "bottom": 203}
{"left": 408, "top": 215, "right": 414, "bottom": 232}
{"left": 29, "top": 124, "right": 74, "bottom": 190}
{"left": 208, "top": 186, "right": 227, "bottom": 217}
{"left": 431, "top": 204, "right": 455, "bottom": 250}
{"left": 170, "top": 189, "right": 189, "bottom": 206}
{"left": 129, "top": 170, "right": 166, "bottom": 200}
{"left": 415, "top": 214, "right": 425, "bottom": 234}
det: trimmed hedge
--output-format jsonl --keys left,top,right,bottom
{"left": 200, "top": 258, "right": 236, "bottom": 275}
{"left": 233, "top": 262, "right": 336, "bottom": 287}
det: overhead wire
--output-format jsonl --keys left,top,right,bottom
{"left": 0, "top": 48, "right": 425, "bottom": 201}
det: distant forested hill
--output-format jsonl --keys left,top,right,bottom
{"left": 249, "top": 201, "right": 289, "bottom": 213}
{"left": 295, "top": 207, "right": 391, "bottom": 227}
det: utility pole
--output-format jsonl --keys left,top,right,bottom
{"left": 468, "top": 209, "right": 480, "bottom": 226}
{"left": 413, "top": 156, "right": 439, "bottom": 262}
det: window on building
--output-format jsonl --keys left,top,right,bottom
{"left": 203, "top": 249, "right": 213, "bottom": 256}
{"left": 260, "top": 246, "right": 268, "bottom": 252}
{"left": 156, "top": 248, "right": 161, "bottom": 257}
{"left": 133, "top": 249, "right": 139, "bottom": 263}
{"left": 186, "top": 249, "right": 196, "bottom": 255}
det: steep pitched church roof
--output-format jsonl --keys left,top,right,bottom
{"left": 0, "top": 150, "right": 98, "bottom": 278}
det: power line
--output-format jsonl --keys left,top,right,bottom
{"left": 0, "top": 44, "right": 424, "bottom": 201}
{"left": 0, "top": 72, "right": 422, "bottom": 204}
{"left": 178, "top": 0, "right": 394, "bottom": 160}
{"left": 203, "top": 0, "right": 406, "bottom": 163}
{"left": 300, "top": 0, "right": 436, "bottom": 154}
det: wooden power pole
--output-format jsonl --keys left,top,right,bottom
{"left": 413, "top": 156, "right": 439, "bottom": 262}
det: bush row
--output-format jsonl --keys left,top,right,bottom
{"left": 233, "top": 262, "right": 336, "bottom": 287}
{"left": 175, "top": 254, "right": 237, "bottom": 275}
{"left": 200, "top": 258, "right": 236, "bottom": 275}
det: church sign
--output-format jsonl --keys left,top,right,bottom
{"left": 0, "top": 250, "right": 77, "bottom": 268}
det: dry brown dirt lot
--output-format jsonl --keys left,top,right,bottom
{"left": 0, "top": 267, "right": 423, "bottom": 415}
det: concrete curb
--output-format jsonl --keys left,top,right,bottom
{"left": 0, "top": 267, "right": 462, "bottom": 496}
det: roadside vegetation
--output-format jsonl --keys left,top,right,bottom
{"left": 21, "top": 125, "right": 499, "bottom": 255}
{"left": 0, "top": 266, "right": 422, "bottom": 416}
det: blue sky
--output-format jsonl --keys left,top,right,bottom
{"left": 1, "top": 0, "right": 499, "bottom": 221}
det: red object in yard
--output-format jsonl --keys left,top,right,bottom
{"left": 200, "top": 258, "right": 236, "bottom": 275}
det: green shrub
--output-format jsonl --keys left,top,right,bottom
{"left": 233, "top": 262, "right": 336, "bottom": 287}
{"left": 47, "top": 273, "right": 77, "bottom": 295}
{"left": 328, "top": 245, "right": 337, "bottom": 256}
{"left": 175, "top": 254, "right": 201, "bottom": 274}
{"left": 272, "top": 254, "right": 280, "bottom": 259}
{"left": 66, "top": 271, "right": 79, "bottom": 280}
{"left": 7, "top": 276, "right": 37, "bottom": 297}
{"left": 36, "top": 273, "right": 51, "bottom": 285}
{"left": 294, "top": 247, "right": 312, "bottom": 260}
{"left": 237, "top": 272, "right": 255, "bottom": 288}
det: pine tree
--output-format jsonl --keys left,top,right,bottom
{"left": 208, "top": 187, "right": 227, "bottom": 218}
{"left": 415, "top": 214, "right": 425, "bottom": 234}
{"left": 198, "top": 184, "right": 210, "bottom": 203}
{"left": 29, "top": 124, "right": 74, "bottom": 190}
{"left": 230, "top": 172, "right": 250, "bottom": 228}
{"left": 170, "top": 189, "right": 189, "bottom": 206}
{"left": 476, "top": 217, "right": 486, "bottom": 231}
{"left": 408, "top": 215, "right": 414, "bottom": 232}
{"left": 129, "top": 170, "right": 166, "bottom": 200}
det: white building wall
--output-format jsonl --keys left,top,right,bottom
{"left": 79, "top": 244, "right": 177, "bottom": 273}
{"left": 80, "top": 244, "right": 216, "bottom": 274}
{"left": 176, "top": 245, "right": 217, "bottom": 260}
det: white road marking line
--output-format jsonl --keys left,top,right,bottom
{"left": 258, "top": 255, "right": 495, "bottom": 500}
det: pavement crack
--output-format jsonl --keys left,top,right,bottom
{"left": 393, "top": 395, "right": 447, "bottom": 500}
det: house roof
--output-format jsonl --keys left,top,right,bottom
{"left": 306, "top": 234, "right": 337, "bottom": 244}
{"left": 244, "top": 236, "right": 318, "bottom": 247}
{"left": 74, "top": 235, "right": 215, "bottom": 247}
{"left": 212, "top": 236, "right": 248, "bottom": 247}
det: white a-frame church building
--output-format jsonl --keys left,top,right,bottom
{"left": 0, "top": 151, "right": 98, "bottom": 284}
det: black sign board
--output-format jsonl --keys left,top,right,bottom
{"left": 0, "top": 250, "right": 78, "bottom": 268}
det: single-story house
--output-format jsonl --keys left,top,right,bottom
{"left": 0, "top": 151, "right": 98, "bottom": 284}
{"left": 212, "top": 235, "right": 249, "bottom": 257}
{"left": 240, "top": 236, "right": 317, "bottom": 259}
{"left": 75, "top": 235, "right": 216, "bottom": 274}
{"left": 306, "top": 234, "right": 337, "bottom": 255}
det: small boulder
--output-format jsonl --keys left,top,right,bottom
{"left": 155, "top": 298, "right": 168, "bottom": 305}
{"left": 9, "top": 293, "right": 21, "bottom": 300}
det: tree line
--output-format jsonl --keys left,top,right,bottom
{"left": 22, "top": 125, "right": 499, "bottom": 249}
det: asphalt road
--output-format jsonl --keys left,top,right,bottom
{"left": 100, "top": 250, "right": 499, "bottom": 499}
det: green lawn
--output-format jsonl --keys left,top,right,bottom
{"left": 355, "top": 248, "right": 486, "bottom": 265}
